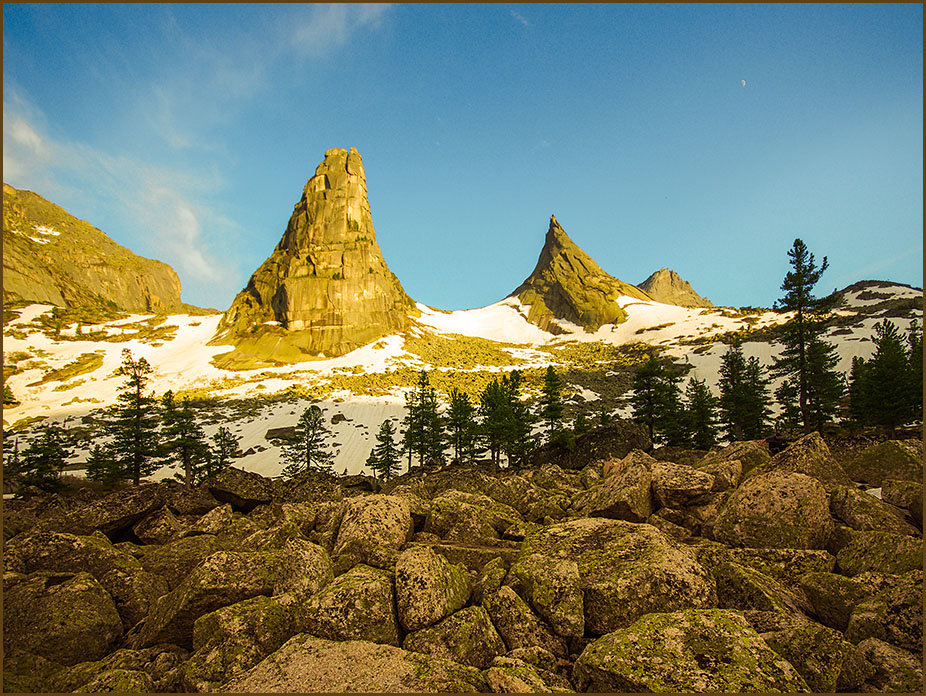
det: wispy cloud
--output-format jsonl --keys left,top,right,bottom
{"left": 289, "top": 4, "right": 393, "bottom": 56}
{"left": 510, "top": 9, "right": 530, "bottom": 27}
{"left": 3, "top": 90, "right": 237, "bottom": 301}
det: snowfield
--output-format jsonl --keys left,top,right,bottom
{"left": 3, "top": 280, "right": 921, "bottom": 479}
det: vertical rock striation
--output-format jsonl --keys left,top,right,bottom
{"left": 213, "top": 148, "right": 415, "bottom": 367}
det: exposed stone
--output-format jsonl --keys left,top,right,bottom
{"left": 761, "top": 621, "right": 872, "bottom": 692}
{"left": 2, "top": 183, "right": 183, "bottom": 312}
{"left": 485, "top": 662, "right": 554, "bottom": 693}
{"left": 35, "top": 485, "right": 166, "bottom": 538}
{"left": 403, "top": 605, "right": 506, "bottom": 668}
{"left": 482, "top": 586, "right": 568, "bottom": 657}
{"left": 845, "top": 439, "right": 923, "bottom": 486}
{"left": 53, "top": 645, "right": 190, "bottom": 693}
{"left": 184, "top": 593, "right": 301, "bottom": 692}
{"left": 486, "top": 475, "right": 567, "bottom": 523}
{"left": 650, "top": 460, "right": 715, "bottom": 507}
{"left": 694, "top": 545, "right": 835, "bottom": 590}
{"left": 744, "top": 431, "right": 852, "bottom": 491}
{"left": 509, "top": 553, "right": 584, "bottom": 639}
{"left": 424, "top": 490, "right": 504, "bottom": 543}
{"left": 714, "top": 470, "right": 833, "bottom": 549}
{"left": 713, "top": 562, "right": 812, "bottom": 616}
{"left": 2, "top": 649, "right": 66, "bottom": 694}
{"left": 472, "top": 556, "right": 507, "bottom": 603}
{"left": 205, "top": 467, "right": 273, "bottom": 512}
{"left": 132, "top": 505, "right": 185, "bottom": 545}
{"left": 520, "top": 518, "right": 716, "bottom": 635}
{"left": 696, "top": 439, "right": 770, "bottom": 476}
{"left": 513, "top": 215, "right": 652, "bottom": 333}
{"left": 138, "top": 533, "right": 224, "bottom": 590}
{"left": 3, "top": 572, "right": 123, "bottom": 666}
{"left": 573, "top": 609, "right": 810, "bottom": 693}
{"left": 332, "top": 494, "right": 413, "bottom": 562}
{"left": 222, "top": 633, "right": 488, "bottom": 692}
{"left": 880, "top": 479, "right": 923, "bottom": 528}
{"left": 213, "top": 147, "right": 416, "bottom": 365}
{"left": 857, "top": 638, "right": 924, "bottom": 693}
{"left": 300, "top": 564, "right": 399, "bottom": 645}
{"left": 529, "top": 420, "right": 651, "bottom": 471}
{"left": 394, "top": 545, "right": 471, "bottom": 632}
{"left": 829, "top": 484, "right": 920, "bottom": 536}
{"left": 835, "top": 531, "right": 923, "bottom": 576}
{"left": 74, "top": 668, "right": 154, "bottom": 693}
{"left": 846, "top": 570, "right": 923, "bottom": 653}
{"left": 185, "top": 503, "right": 234, "bottom": 536}
{"left": 636, "top": 267, "right": 713, "bottom": 307}
{"left": 698, "top": 457, "right": 742, "bottom": 492}
{"left": 798, "top": 571, "right": 878, "bottom": 631}
{"left": 572, "top": 450, "right": 652, "bottom": 521}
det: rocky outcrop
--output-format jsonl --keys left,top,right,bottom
{"left": 213, "top": 148, "right": 416, "bottom": 366}
{"left": 636, "top": 267, "right": 713, "bottom": 307}
{"left": 512, "top": 215, "right": 651, "bottom": 334}
{"left": 2, "top": 184, "right": 184, "bottom": 312}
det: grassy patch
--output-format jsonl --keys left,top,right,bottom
{"left": 53, "top": 379, "right": 86, "bottom": 391}
{"left": 401, "top": 332, "right": 526, "bottom": 369}
{"left": 28, "top": 352, "right": 104, "bottom": 386}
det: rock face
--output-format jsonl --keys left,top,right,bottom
{"left": 636, "top": 267, "right": 713, "bottom": 307}
{"left": 213, "top": 148, "right": 415, "bottom": 366}
{"left": 2, "top": 183, "right": 184, "bottom": 311}
{"left": 512, "top": 215, "right": 651, "bottom": 334}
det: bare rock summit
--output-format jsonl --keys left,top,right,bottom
{"left": 513, "top": 215, "right": 652, "bottom": 334}
{"left": 637, "top": 267, "right": 713, "bottom": 307}
{"left": 213, "top": 148, "right": 416, "bottom": 368}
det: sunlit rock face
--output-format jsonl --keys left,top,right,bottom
{"left": 513, "top": 215, "right": 652, "bottom": 334}
{"left": 637, "top": 267, "right": 713, "bottom": 308}
{"left": 215, "top": 148, "right": 415, "bottom": 366}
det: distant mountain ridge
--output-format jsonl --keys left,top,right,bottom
{"left": 212, "top": 148, "right": 416, "bottom": 368}
{"left": 637, "top": 267, "right": 713, "bottom": 308}
{"left": 512, "top": 215, "right": 652, "bottom": 333}
{"left": 2, "top": 184, "right": 185, "bottom": 313}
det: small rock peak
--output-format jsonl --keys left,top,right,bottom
{"left": 637, "top": 267, "right": 712, "bottom": 308}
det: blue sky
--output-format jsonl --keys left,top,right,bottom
{"left": 3, "top": 4, "right": 922, "bottom": 310}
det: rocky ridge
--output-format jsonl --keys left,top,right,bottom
{"left": 211, "top": 148, "right": 416, "bottom": 368}
{"left": 2, "top": 184, "right": 184, "bottom": 313}
{"left": 512, "top": 216, "right": 652, "bottom": 334}
{"left": 3, "top": 428, "right": 922, "bottom": 693}
{"left": 636, "top": 267, "right": 713, "bottom": 307}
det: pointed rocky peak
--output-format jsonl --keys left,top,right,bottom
{"left": 637, "top": 267, "right": 713, "bottom": 308}
{"left": 512, "top": 216, "right": 652, "bottom": 334}
{"left": 214, "top": 148, "right": 416, "bottom": 368}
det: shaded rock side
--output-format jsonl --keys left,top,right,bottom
{"left": 213, "top": 147, "right": 416, "bottom": 365}
{"left": 2, "top": 183, "right": 183, "bottom": 312}
{"left": 636, "top": 267, "right": 713, "bottom": 307}
{"left": 512, "top": 215, "right": 652, "bottom": 334}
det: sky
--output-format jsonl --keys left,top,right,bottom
{"left": 3, "top": 3, "right": 923, "bottom": 311}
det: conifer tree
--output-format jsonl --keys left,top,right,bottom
{"left": 20, "top": 424, "right": 71, "bottom": 491}
{"left": 211, "top": 427, "right": 239, "bottom": 470}
{"left": 281, "top": 405, "right": 336, "bottom": 477}
{"left": 478, "top": 377, "right": 512, "bottom": 472}
{"left": 84, "top": 444, "right": 122, "bottom": 487}
{"left": 906, "top": 319, "right": 923, "bottom": 423}
{"left": 446, "top": 388, "right": 478, "bottom": 464}
{"left": 502, "top": 370, "right": 535, "bottom": 468}
{"left": 803, "top": 336, "right": 845, "bottom": 428}
{"left": 402, "top": 371, "right": 445, "bottom": 467}
{"left": 3, "top": 383, "right": 18, "bottom": 406}
{"left": 630, "top": 356, "right": 667, "bottom": 442}
{"left": 368, "top": 419, "right": 401, "bottom": 480}
{"left": 774, "top": 379, "right": 802, "bottom": 431}
{"left": 771, "top": 238, "right": 840, "bottom": 432}
{"left": 685, "top": 377, "right": 718, "bottom": 449}
{"left": 659, "top": 374, "right": 689, "bottom": 447}
{"left": 864, "top": 319, "right": 912, "bottom": 435}
{"left": 847, "top": 356, "right": 870, "bottom": 425}
{"left": 573, "top": 411, "right": 590, "bottom": 436}
{"left": 159, "top": 391, "right": 210, "bottom": 488}
{"left": 540, "top": 366, "right": 565, "bottom": 441}
{"left": 3, "top": 438, "right": 23, "bottom": 489}
{"left": 718, "top": 343, "right": 770, "bottom": 441}
{"left": 103, "top": 349, "right": 160, "bottom": 485}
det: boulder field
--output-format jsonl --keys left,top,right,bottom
{"left": 2, "top": 425, "right": 923, "bottom": 693}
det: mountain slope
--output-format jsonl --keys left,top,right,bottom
{"left": 212, "top": 148, "right": 416, "bottom": 368}
{"left": 637, "top": 267, "right": 713, "bottom": 307}
{"left": 512, "top": 215, "right": 652, "bottom": 333}
{"left": 2, "top": 184, "right": 183, "bottom": 312}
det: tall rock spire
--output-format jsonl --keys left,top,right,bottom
{"left": 213, "top": 147, "right": 415, "bottom": 368}
{"left": 512, "top": 215, "right": 652, "bottom": 334}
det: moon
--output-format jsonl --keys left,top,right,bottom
{"left": 741, "top": 79, "right": 746, "bottom": 87}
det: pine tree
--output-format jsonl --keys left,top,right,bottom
{"left": 159, "top": 391, "right": 210, "bottom": 488}
{"left": 446, "top": 388, "right": 478, "bottom": 465}
{"left": 368, "top": 419, "right": 401, "bottom": 480}
{"left": 865, "top": 319, "right": 912, "bottom": 435}
{"left": 209, "top": 427, "right": 239, "bottom": 472}
{"left": 803, "top": 336, "right": 845, "bottom": 429}
{"left": 847, "top": 356, "right": 870, "bottom": 425}
{"left": 659, "top": 373, "right": 690, "bottom": 447}
{"left": 540, "top": 366, "right": 565, "bottom": 441}
{"left": 774, "top": 379, "right": 802, "bottom": 431}
{"left": 3, "top": 383, "right": 19, "bottom": 406}
{"left": 20, "top": 424, "right": 71, "bottom": 491}
{"left": 719, "top": 343, "right": 770, "bottom": 441}
{"left": 685, "top": 377, "right": 718, "bottom": 449}
{"left": 906, "top": 319, "right": 923, "bottom": 424}
{"left": 84, "top": 444, "right": 122, "bottom": 487}
{"left": 630, "top": 356, "right": 667, "bottom": 442}
{"left": 3, "top": 438, "right": 23, "bottom": 489}
{"left": 502, "top": 370, "right": 535, "bottom": 468}
{"left": 103, "top": 349, "right": 160, "bottom": 485}
{"left": 281, "top": 405, "right": 336, "bottom": 477}
{"left": 402, "top": 372, "right": 444, "bottom": 467}
{"left": 771, "top": 238, "right": 840, "bottom": 432}
{"left": 478, "top": 377, "right": 511, "bottom": 472}
{"left": 598, "top": 408, "right": 613, "bottom": 427}
{"left": 573, "top": 411, "right": 590, "bottom": 436}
